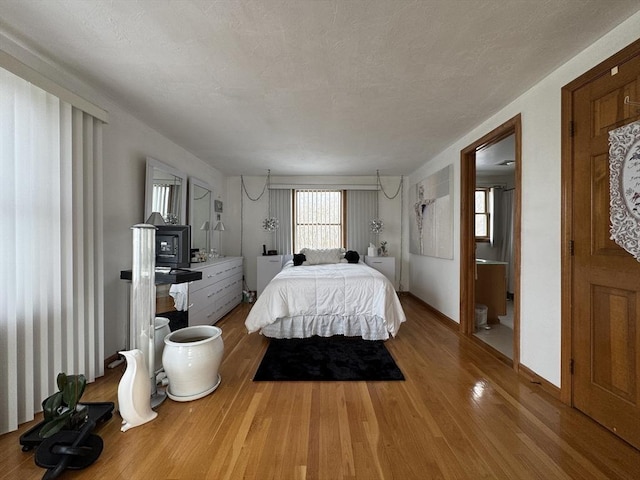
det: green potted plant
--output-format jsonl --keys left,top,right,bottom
{"left": 39, "top": 373, "right": 88, "bottom": 438}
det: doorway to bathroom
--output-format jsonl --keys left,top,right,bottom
{"left": 460, "top": 115, "right": 521, "bottom": 368}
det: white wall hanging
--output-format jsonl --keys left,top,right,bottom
{"left": 409, "top": 165, "right": 453, "bottom": 259}
{"left": 609, "top": 119, "right": 640, "bottom": 261}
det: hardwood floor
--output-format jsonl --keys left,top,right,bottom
{"left": 2, "top": 295, "right": 639, "bottom": 479}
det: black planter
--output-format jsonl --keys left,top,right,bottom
{"left": 20, "top": 402, "right": 114, "bottom": 452}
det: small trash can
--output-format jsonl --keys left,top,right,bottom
{"left": 475, "top": 304, "right": 488, "bottom": 330}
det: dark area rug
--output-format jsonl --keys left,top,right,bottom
{"left": 253, "top": 335, "right": 404, "bottom": 381}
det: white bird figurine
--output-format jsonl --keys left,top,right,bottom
{"left": 118, "top": 349, "right": 157, "bottom": 432}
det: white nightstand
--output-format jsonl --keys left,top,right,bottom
{"left": 364, "top": 256, "right": 396, "bottom": 288}
{"left": 257, "top": 255, "right": 284, "bottom": 297}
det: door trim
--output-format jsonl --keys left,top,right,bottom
{"left": 560, "top": 38, "right": 640, "bottom": 406}
{"left": 460, "top": 114, "right": 522, "bottom": 369}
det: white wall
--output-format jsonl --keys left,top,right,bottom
{"left": 102, "top": 109, "right": 226, "bottom": 358}
{"left": 226, "top": 175, "right": 405, "bottom": 292}
{"left": 407, "top": 12, "right": 640, "bottom": 387}
{"left": 1, "top": 35, "right": 227, "bottom": 360}
{"left": 6, "top": 9, "right": 639, "bottom": 381}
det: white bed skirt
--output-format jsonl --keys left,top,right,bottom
{"left": 259, "top": 314, "right": 390, "bottom": 340}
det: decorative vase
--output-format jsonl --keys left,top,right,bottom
{"left": 163, "top": 325, "right": 224, "bottom": 402}
{"left": 117, "top": 349, "right": 157, "bottom": 432}
{"left": 154, "top": 317, "right": 171, "bottom": 372}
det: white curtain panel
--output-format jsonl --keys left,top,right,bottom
{"left": 497, "top": 189, "right": 515, "bottom": 294}
{"left": 0, "top": 68, "right": 104, "bottom": 434}
{"left": 270, "top": 188, "right": 292, "bottom": 255}
{"left": 346, "top": 190, "right": 377, "bottom": 256}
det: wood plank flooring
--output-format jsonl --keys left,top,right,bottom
{"left": 1, "top": 295, "right": 639, "bottom": 479}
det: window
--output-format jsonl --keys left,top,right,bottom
{"left": 1, "top": 65, "right": 104, "bottom": 434}
{"left": 475, "top": 188, "right": 490, "bottom": 241}
{"left": 294, "top": 190, "right": 345, "bottom": 251}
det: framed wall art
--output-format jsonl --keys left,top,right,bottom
{"left": 609, "top": 119, "right": 640, "bottom": 261}
{"left": 409, "top": 165, "right": 453, "bottom": 259}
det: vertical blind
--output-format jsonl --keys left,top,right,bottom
{"left": 0, "top": 67, "right": 104, "bottom": 434}
{"left": 346, "top": 190, "right": 377, "bottom": 254}
{"left": 270, "top": 188, "right": 292, "bottom": 255}
{"left": 279, "top": 189, "right": 377, "bottom": 254}
{"left": 294, "top": 190, "right": 343, "bottom": 251}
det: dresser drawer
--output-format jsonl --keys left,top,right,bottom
{"left": 188, "top": 304, "right": 218, "bottom": 326}
{"left": 188, "top": 257, "right": 243, "bottom": 326}
{"left": 190, "top": 281, "right": 226, "bottom": 312}
{"left": 189, "top": 280, "right": 242, "bottom": 326}
{"left": 191, "top": 257, "right": 243, "bottom": 293}
{"left": 364, "top": 256, "right": 396, "bottom": 287}
{"left": 216, "top": 289, "right": 243, "bottom": 319}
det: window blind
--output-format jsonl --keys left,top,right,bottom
{"left": 0, "top": 67, "right": 104, "bottom": 434}
{"left": 269, "top": 188, "right": 292, "bottom": 255}
{"left": 346, "top": 190, "right": 378, "bottom": 255}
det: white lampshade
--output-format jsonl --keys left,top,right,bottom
{"left": 213, "top": 221, "right": 226, "bottom": 231}
{"left": 200, "top": 221, "right": 210, "bottom": 231}
{"left": 145, "top": 212, "right": 166, "bottom": 226}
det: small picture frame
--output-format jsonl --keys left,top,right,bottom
{"left": 214, "top": 200, "right": 223, "bottom": 213}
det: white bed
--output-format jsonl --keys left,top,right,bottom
{"left": 245, "top": 260, "right": 406, "bottom": 340}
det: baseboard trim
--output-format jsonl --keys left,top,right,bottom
{"left": 104, "top": 353, "right": 123, "bottom": 370}
{"left": 518, "top": 363, "right": 561, "bottom": 401}
{"left": 406, "top": 292, "right": 460, "bottom": 332}
{"left": 406, "top": 292, "right": 562, "bottom": 400}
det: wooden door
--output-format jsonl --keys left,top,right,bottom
{"left": 569, "top": 46, "right": 640, "bottom": 449}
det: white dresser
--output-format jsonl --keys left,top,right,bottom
{"left": 257, "top": 255, "right": 284, "bottom": 297}
{"left": 188, "top": 257, "right": 243, "bottom": 326}
{"left": 364, "top": 256, "right": 396, "bottom": 288}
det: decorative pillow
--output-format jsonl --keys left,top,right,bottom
{"left": 300, "top": 248, "right": 345, "bottom": 265}
{"left": 344, "top": 250, "right": 360, "bottom": 263}
{"left": 293, "top": 253, "right": 306, "bottom": 266}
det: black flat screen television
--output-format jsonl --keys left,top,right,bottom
{"left": 155, "top": 225, "right": 191, "bottom": 268}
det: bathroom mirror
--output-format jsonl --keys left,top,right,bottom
{"left": 189, "top": 178, "right": 213, "bottom": 253}
{"left": 144, "top": 157, "right": 187, "bottom": 224}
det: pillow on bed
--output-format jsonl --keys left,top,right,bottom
{"left": 344, "top": 250, "right": 360, "bottom": 263}
{"left": 300, "top": 248, "right": 345, "bottom": 265}
{"left": 292, "top": 253, "right": 306, "bottom": 266}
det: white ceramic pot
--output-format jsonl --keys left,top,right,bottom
{"left": 162, "top": 325, "right": 224, "bottom": 402}
{"left": 154, "top": 317, "right": 171, "bottom": 372}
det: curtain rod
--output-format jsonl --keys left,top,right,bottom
{"left": 269, "top": 184, "right": 379, "bottom": 190}
{"left": 0, "top": 50, "right": 109, "bottom": 123}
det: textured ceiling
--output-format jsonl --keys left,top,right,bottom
{"left": 1, "top": 1, "right": 639, "bottom": 176}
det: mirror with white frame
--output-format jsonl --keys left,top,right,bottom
{"left": 189, "top": 178, "right": 213, "bottom": 254}
{"left": 144, "top": 157, "right": 187, "bottom": 224}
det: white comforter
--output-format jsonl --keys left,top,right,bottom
{"left": 245, "top": 262, "right": 406, "bottom": 338}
